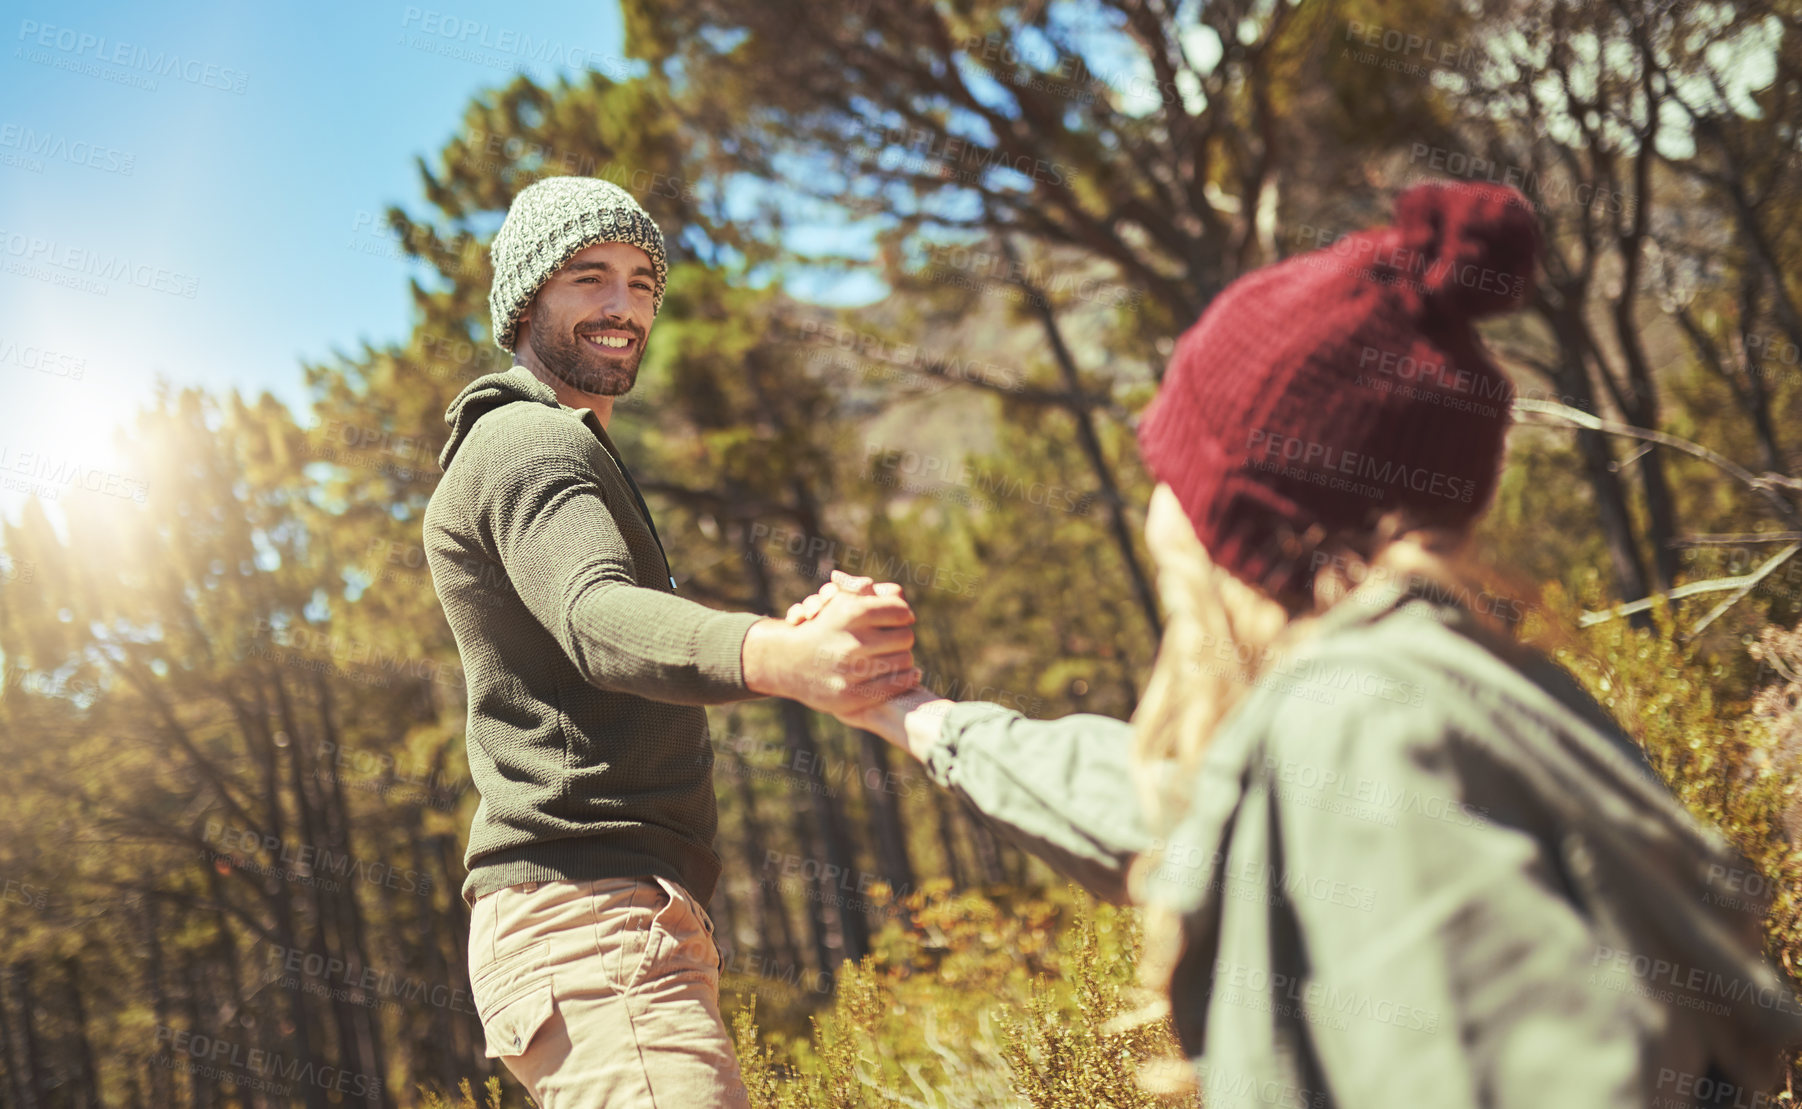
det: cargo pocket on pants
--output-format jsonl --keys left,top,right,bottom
{"left": 480, "top": 981, "right": 556, "bottom": 1060}
{"left": 471, "top": 935, "right": 555, "bottom": 1060}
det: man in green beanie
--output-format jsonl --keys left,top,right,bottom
{"left": 424, "top": 176, "right": 920, "bottom": 1107}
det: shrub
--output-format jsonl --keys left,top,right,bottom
{"left": 733, "top": 882, "right": 1181, "bottom": 1108}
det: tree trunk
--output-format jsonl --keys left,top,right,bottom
{"left": 434, "top": 833, "right": 491, "bottom": 1088}
{"left": 1542, "top": 302, "right": 1653, "bottom": 617}
{"left": 304, "top": 672, "right": 387, "bottom": 1107}
{"left": 0, "top": 993, "right": 15, "bottom": 1109}
{"left": 1715, "top": 138, "right": 1802, "bottom": 371}
{"left": 777, "top": 785, "right": 837, "bottom": 980}
{"left": 63, "top": 958, "right": 103, "bottom": 1109}
{"left": 1735, "top": 277, "right": 1785, "bottom": 473}
{"left": 962, "top": 801, "right": 1010, "bottom": 886}
{"left": 1675, "top": 296, "right": 1783, "bottom": 474}
{"left": 858, "top": 730, "right": 917, "bottom": 911}
{"left": 1604, "top": 313, "right": 1681, "bottom": 592}
{"left": 929, "top": 787, "right": 969, "bottom": 890}
{"left": 246, "top": 669, "right": 328, "bottom": 1109}
{"left": 777, "top": 698, "right": 872, "bottom": 967}
{"left": 736, "top": 520, "right": 872, "bottom": 971}
{"left": 0, "top": 964, "right": 39, "bottom": 1109}
{"left": 14, "top": 963, "right": 45, "bottom": 1109}
{"left": 177, "top": 957, "right": 214, "bottom": 1109}
{"left": 270, "top": 669, "right": 371, "bottom": 1109}
{"left": 1604, "top": 145, "right": 1679, "bottom": 593}
{"left": 409, "top": 824, "right": 463, "bottom": 1103}
{"left": 1001, "top": 231, "right": 1162, "bottom": 654}
{"left": 727, "top": 750, "right": 803, "bottom": 974}
{"left": 204, "top": 898, "right": 246, "bottom": 1042}
{"left": 138, "top": 901, "right": 176, "bottom": 1109}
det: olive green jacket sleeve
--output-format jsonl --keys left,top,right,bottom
{"left": 922, "top": 702, "right": 1150, "bottom": 904}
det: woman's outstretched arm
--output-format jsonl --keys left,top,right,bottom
{"left": 850, "top": 689, "right": 1152, "bottom": 903}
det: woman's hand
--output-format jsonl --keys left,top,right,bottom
{"left": 786, "top": 570, "right": 901, "bottom": 623}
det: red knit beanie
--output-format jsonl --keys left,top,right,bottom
{"left": 1136, "top": 180, "right": 1539, "bottom": 603}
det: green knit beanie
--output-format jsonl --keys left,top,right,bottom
{"left": 488, "top": 176, "right": 668, "bottom": 353}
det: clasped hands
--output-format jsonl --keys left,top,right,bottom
{"left": 741, "top": 570, "right": 949, "bottom": 756}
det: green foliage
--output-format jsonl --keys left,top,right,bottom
{"left": 1540, "top": 581, "right": 1789, "bottom": 850}
{"left": 731, "top": 884, "right": 1181, "bottom": 1109}
{"left": 998, "top": 899, "right": 1182, "bottom": 1109}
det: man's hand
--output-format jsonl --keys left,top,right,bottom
{"left": 778, "top": 572, "right": 951, "bottom": 758}
{"left": 742, "top": 573, "right": 920, "bottom": 716}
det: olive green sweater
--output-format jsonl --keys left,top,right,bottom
{"left": 425, "top": 366, "right": 763, "bottom": 907}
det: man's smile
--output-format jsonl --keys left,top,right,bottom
{"left": 581, "top": 329, "right": 636, "bottom": 352}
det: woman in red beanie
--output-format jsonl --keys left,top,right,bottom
{"left": 797, "top": 181, "right": 1802, "bottom": 1106}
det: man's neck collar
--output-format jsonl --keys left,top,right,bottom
{"left": 511, "top": 362, "right": 616, "bottom": 429}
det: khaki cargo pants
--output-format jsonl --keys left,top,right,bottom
{"left": 468, "top": 876, "right": 749, "bottom": 1107}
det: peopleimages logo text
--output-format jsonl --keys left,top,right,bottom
{"left": 153, "top": 1027, "right": 374, "bottom": 1098}
{"left": 16, "top": 20, "right": 249, "bottom": 93}
{"left": 0, "top": 123, "right": 134, "bottom": 174}
{"left": 1246, "top": 430, "right": 1477, "bottom": 503}
{"left": 0, "top": 229, "right": 198, "bottom": 299}
{"left": 203, "top": 821, "right": 432, "bottom": 895}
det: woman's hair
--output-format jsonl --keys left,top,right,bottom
{"left": 1121, "top": 497, "right": 1523, "bottom": 1093}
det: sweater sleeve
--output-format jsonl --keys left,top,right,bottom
{"left": 917, "top": 701, "right": 1151, "bottom": 903}
{"left": 461, "top": 412, "right": 763, "bottom": 705}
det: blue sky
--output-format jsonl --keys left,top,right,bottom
{"left": 0, "top": 1, "right": 1190, "bottom": 528}
{"left": 0, "top": 0, "right": 642, "bottom": 518}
